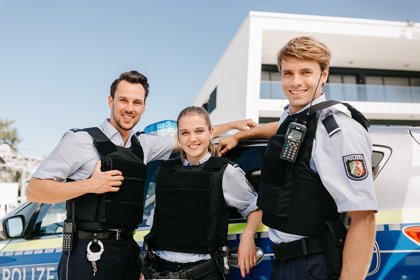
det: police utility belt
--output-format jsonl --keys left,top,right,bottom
{"left": 273, "top": 235, "right": 324, "bottom": 261}
{"left": 145, "top": 256, "right": 220, "bottom": 279}
{"left": 76, "top": 229, "right": 134, "bottom": 240}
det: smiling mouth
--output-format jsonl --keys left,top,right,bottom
{"left": 289, "top": 89, "right": 307, "bottom": 95}
{"left": 122, "top": 114, "right": 134, "bottom": 120}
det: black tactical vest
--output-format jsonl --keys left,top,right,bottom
{"left": 145, "top": 157, "right": 229, "bottom": 254}
{"left": 67, "top": 127, "right": 147, "bottom": 230}
{"left": 257, "top": 100, "right": 368, "bottom": 236}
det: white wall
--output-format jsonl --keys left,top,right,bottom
{"left": 194, "top": 16, "right": 252, "bottom": 124}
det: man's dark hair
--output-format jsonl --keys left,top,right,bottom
{"left": 110, "top": 70, "right": 149, "bottom": 99}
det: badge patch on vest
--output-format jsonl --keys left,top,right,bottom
{"left": 342, "top": 154, "right": 368, "bottom": 180}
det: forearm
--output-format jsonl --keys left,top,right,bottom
{"left": 340, "top": 211, "right": 376, "bottom": 280}
{"left": 237, "top": 209, "right": 262, "bottom": 276}
{"left": 242, "top": 210, "right": 262, "bottom": 238}
{"left": 26, "top": 177, "right": 90, "bottom": 204}
{"left": 213, "top": 121, "right": 236, "bottom": 137}
{"left": 233, "top": 122, "right": 278, "bottom": 142}
{"left": 213, "top": 119, "right": 256, "bottom": 137}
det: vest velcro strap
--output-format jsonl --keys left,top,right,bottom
{"left": 273, "top": 235, "right": 324, "bottom": 261}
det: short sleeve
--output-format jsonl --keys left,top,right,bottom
{"left": 312, "top": 109, "right": 378, "bottom": 212}
{"left": 33, "top": 130, "right": 98, "bottom": 181}
{"left": 138, "top": 134, "right": 176, "bottom": 164}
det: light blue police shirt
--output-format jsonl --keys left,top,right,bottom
{"left": 33, "top": 119, "right": 176, "bottom": 181}
{"left": 269, "top": 95, "right": 378, "bottom": 244}
{"left": 147, "top": 152, "right": 259, "bottom": 263}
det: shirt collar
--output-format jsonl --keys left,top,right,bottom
{"left": 280, "top": 94, "right": 326, "bottom": 124}
{"left": 183, "top": 152, "right": 211, "bottom": 166}
{"left": 100, "top": 119, "right": 134, "bottom": 147}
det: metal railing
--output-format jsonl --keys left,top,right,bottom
{"left": 260, "top": 81, "right": 420, "bottom": 103}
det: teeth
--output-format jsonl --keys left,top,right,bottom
{"left": 290, "top": 90, "right": 306, "bottom": 94}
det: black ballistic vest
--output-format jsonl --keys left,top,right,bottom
{"left": 67, "top": 127, "right": 147, "bottom": 230}
{"left": 145, "top": 157, "right": 229, "bottom": 254}
{"left": 257, "top": 100, "right": 368, "bottom": 236}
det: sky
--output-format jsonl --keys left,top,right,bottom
{"left": 1, "top": 0, "right": 420, "bottom": 158}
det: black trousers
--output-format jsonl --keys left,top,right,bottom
{"left": 57, "top": 238, "right": 140, "bottom": 280}
{"left": 147, "top": 256, "right": 223, "bottom": 280}
{"left": 270, "top": 253, "right": 331, "bottom": 280}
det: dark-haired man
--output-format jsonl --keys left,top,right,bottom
{"left": 26, "top": 70, "right": 256, "bottom": 280}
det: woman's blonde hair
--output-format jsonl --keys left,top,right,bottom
{"left": 176, "top": 106, "right": 215, "bottom": 162}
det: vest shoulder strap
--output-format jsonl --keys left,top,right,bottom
{"left": 311, "top": 100, "right": 369, "bottom": 131}
{"left": 203, "top": 157, "right": 229, "bottom": 170}
{"left": 159, "top": 158, "right": 180, "bottom": 173}
{"left": 130, "top": 134, "right": 144, "bottom": 161}
{"left": 72, "top": 127, "right": 117, "bottom": 158}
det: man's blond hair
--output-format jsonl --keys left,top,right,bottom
{"left": 277, "top": 36, "right": 331, "bottom": 72}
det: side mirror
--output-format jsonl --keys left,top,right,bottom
{"left": 228, "top": 246, "right": 264, "bottom": 268}
{"left": 3, "top": 215, "right": 25, "bottom": 238}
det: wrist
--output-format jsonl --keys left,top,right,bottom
{"left": 241, "top": 229, "right": 256, "bottom": 239}
{"left": 81, "top": 178, "right": 92, "bottom": 194}
{"left": 233, "top": 131, "right": 243, "bottom": 142}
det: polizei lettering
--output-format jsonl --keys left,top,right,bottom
{"left": 342, "top": 154, "right": 364, "bottom": 161}
{"left": 1, "top": 266, "right": 55, "bottom": 280}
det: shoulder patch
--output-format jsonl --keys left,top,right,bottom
{"left": 342, "top": 154, "right": 368, "bottom": 180}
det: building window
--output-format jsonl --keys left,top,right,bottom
{"left": 202, "top": 87, "right": 217, "bottom": 113}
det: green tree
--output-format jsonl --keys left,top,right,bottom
{"left": 0, "top": 119, "right": 21, "bottom": 150}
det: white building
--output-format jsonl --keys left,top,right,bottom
{"left": 193, "top": 12, "right": 420, "bottom": 126}
{"left": 0, "top": 141, "right": 42, "bottom": 217}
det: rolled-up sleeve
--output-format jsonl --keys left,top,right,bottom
{"left": 222, "top": 164, "right": 259, "bottom": 218}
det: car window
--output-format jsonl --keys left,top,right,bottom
{"left": 33, "top": 203, "right": 66, "bottom": 237}
{"left": 371, "top": 146, "right": 392, "bottom": 179}
{"left": 372, "top": 151, "right": 384, "bottom": 174}
{"left": 15, "top": 203, "right": 34, "bottom": 217}
{"left": 141, "top": 160, "right": 162, "bottom": 227}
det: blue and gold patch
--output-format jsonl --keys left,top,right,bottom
{"left": 342, "top": 154, "right": 368, "bottom": 180}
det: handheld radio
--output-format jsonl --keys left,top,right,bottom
{"left": 62, "top": 201, "right": 75, "bottom": 251}
{"left": 62, "top": 221, "right": 75, "bottom": 251}
{"left": 280, "top": 122, "right": 307, "bottom": 162}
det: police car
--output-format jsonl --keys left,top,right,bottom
{"left": 1, "top": 126, "right": 419, "bottom": 280}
